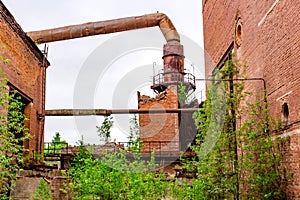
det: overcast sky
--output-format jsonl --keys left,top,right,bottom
{"left": 3, "top": 0, "right": 204, "bottom": 145}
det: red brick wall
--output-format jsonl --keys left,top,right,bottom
{"left": 203, "top": 0, "right": 300, "bottom": 198}
{"left": 0, "top": 2, "right": 48, "bottom": 154}
{"left": 138, "top": 86, "right": 179, "bottom": 152}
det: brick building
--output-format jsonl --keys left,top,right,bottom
{"left": 202, "top": 0, "right": 300, "bottom": 197}
{"left": 0, "top": 1, "right": 49, "bottom": 155}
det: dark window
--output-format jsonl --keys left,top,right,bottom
{"left": 282, "top": 103, "right": 289, "bottom": 126}
{"left": 212, "top": 42, "right": 234, "bottom": 75}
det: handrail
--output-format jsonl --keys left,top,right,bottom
{"left": 153, "top": 72, "right": 196, "bottom": 87}
{"left": 118, "top": 140, "right": 180, "bottom": 154}
{"left": 44, "top": 142, "right": 69, "bottom": 157}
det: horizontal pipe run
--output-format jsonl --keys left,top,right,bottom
{"left": 45, "top": 108, "right": 199, "bottom": 116}
{"left": 27, "top": 13, "right": 180, "bottom": 44}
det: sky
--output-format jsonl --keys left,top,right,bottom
{"left": 2, "top": 0, "right": 204, "bottom": 145}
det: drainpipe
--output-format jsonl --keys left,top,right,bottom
{"left": 27, "top": 13, "right": 184, "bottom": 88}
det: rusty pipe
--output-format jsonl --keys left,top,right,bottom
{"left": 27, "top": 13, "right": 180, "bottom": 44}
{"left": 44, "top": 108, "right": 198, "bottom": 116}
{"left": 28, "top": 13, "right": 185, "bottom": 92}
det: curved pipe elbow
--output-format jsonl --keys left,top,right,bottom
{"left": 149, "top": 13, "right": 180, "bottom": 42}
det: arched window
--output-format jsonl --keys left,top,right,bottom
{"left": 235, "top": 19, "right": 242, "bottom": 47}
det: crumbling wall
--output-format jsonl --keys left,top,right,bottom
{"left": 138, "top": 85, "right": 179, "bottom": 152}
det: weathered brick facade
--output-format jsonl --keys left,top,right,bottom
{"left": 0, "top": 2, "right": 49, "bottom": 154}
{"left": 138, "top": 86, "right": 180, "bottom": 152}
{"left": 203, "top": 0, "right": 300, "bottom": 198}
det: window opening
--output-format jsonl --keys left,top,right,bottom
{"left": 282, "top": 103, "right": 289, "bottom": 126}
{"left": 235, "top": 18, "right": 242, "bottom": 47}
{"left": 7, "top": 83, "right": 32, "bottom": 145}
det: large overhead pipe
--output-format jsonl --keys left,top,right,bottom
{"left": 45, "top": 108, "right": 198, "bottom": 116}
{"left": 27, "top": 13, "right": 180, "bottom": 44}
{"left": 27, "top": 13, "right": 184, "bottom": 90}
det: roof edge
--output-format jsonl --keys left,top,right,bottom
{"left": 0, "top": 1, "right": 50, "bottom": 67}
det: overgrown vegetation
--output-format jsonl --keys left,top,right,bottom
{"left": 66, "top": 143, "right": 168, "bottom": 199}
{"left": 64, "top": 58, "right": 288, "bottom": 199}
{"left": 190, "top": 58, "right": 288, "bottom": 199}
{"left": 0, "top": 46, "right": 30, "bottom": 199}
{"left": 66, "top": 116, "right": 181, "bottom": 199}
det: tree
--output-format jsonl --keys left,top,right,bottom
{"left": 96, "top": 116, "right": 114, "bottom": 143}
{"left": 128, "top": 114, "right": 139, "bottom": 141}
{"left": 44, "top": 132, "right": 67, "bottom": 156}
{"left": 128, "top": 114, "right": 143, "bottom": 153}
{"left": 51, "top": 132, "right": 61, "bottom": 143}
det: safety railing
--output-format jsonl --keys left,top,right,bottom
{"left": 44, "top": 142, "right": 70, "bottom": 157}
{"left": 152, "top": 72, "right": 196, "bottom": 88}
{"left": 118, "top": 140, "right": 180, "bottom": 156}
